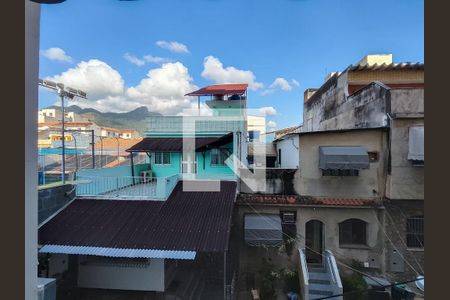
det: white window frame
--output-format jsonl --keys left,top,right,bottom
{"left": 154, "top": 152, "right": 171, "bottom": 165}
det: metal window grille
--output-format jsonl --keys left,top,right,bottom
{"left": 406, "top": 216, "right": 424, "bottom": 248}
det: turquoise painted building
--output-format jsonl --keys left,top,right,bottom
{"left": 127, "top": 84, "right": 249, "bottom": 181}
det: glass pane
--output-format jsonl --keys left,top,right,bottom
{"left": 155, "top": 152, "right": 162, "bottom": 164}
{"left": 163, "top": 152, "right": 170, "bottom": 164}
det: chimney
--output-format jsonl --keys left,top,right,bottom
{"left": 304, "top": 88, "right": 318, "bottom": 103}
{"left": 357, "top": 54, "right": 393, "bottom": 67}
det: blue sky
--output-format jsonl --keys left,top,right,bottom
{"left": 39, "top": 0, "right": 424, "bottom": 130}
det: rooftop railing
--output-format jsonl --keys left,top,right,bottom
{"left": 75, "top": 174, "right": 180, "bottom": 200}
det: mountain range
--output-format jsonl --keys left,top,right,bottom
{"left": 45, "top": 105, "right": 161, "bottom": 134}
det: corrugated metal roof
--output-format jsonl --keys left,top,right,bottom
{"left": 185, "top": 84, "right": 248, "bottom": 96}
{"left": 348, "top": 62, "right": 424, "bottom": 71}
{"left": 39, "top": 181, "right": 237, "bottom": 254}
{"left": 126, "top": 133, "right": 233, "bottom": 152}
{"left": 39, "top": 245, "right": 196, "bottom": 260}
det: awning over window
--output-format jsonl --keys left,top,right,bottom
{"left": 408, "top": 126, "right": 424, "bottom": 161}
{"left": 244, "top": 214, "right": 283, "bottom": 247}
{"left": 319, "top": 146, "right": 369, "bottom": 170}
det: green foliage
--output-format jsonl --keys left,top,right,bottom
{"left": 259, "top": 257, "right": 277, "bottom": 299}
{"left": 341, "top": 273, "right": 368, "bottom": 300}
{"left": 283, "top": 269, "right": 300, "bottom": 293}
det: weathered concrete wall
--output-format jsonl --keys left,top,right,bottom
{"left": 239, "top": 168, "right": 297, "bottom": 194}
{"left": 383, "top": 200, "right": 424, "bottom": 281}
{"left": 390, "top": 89, "right": 424, "bottom": 116}
{"left": 295, "top": 129, "right": 388, "bottom": 199}
{"left": 386, "top": 118, "right": 424, "bottom": 200}
{"left": 38, "top": 184, "right": 75, "bottom": 225}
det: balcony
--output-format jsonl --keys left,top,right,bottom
{"left": 146, "top": 115, "right": 244, "bottom": 135}
{"left": 75, "top": 174, "right": 179, "bottom": 200}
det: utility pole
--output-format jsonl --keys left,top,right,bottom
{"left": 39, "top": 79, "right": 87, "bottom": 183}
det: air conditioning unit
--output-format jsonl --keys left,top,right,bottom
{"left": 37, "top": 277, "right": 56, "bottom": 300}
{"left": 281, "top": 212, "right": 296, "bottom": 224}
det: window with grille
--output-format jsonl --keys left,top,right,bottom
{"left": 211, "top": 148, "right": 229, "bottom": 166}
{"left": 322, "top": 169, "right": 359, "bottom": 176}
{"left": 154, "top": 152, "right": 171, "bottom": 165}
{"left": 339, "top": 219, "right": 367, "bottom": 245}
{"left": 406, "top": 216, "right": 424, "bottom": 248}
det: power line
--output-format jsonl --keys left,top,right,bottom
{"left": 312, "top": 277, "right": 423, "bottom": 300}
{"left": 243, "top": 202, "right": 387, "bottom": 287}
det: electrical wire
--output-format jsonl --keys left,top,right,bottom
{"left": 243, "top": 201, "right": 387, "bottom": 287}
{"left": 312, "top": 277, "right": 423, "bottom": 300}
{"left": 371, "top": 211, "right": 420, "bottom": 275}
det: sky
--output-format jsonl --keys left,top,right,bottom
{"left": 38, "top": 0, "right": 424, "bottom": 131}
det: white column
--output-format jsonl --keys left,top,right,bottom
{"left": 25, "top": 1, "right": 41, "bottom": 299}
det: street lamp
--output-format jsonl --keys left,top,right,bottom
{"left": 39, "top": 79, "right": 87, "bottom": 183}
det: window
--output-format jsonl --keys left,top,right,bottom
{"left": 154, "top": 152, "right": 171, "bottom": 165}
{"left": 322, "top": 169, "right": 359, "bottom": 176}
{"left": 339, "top": 219, "right": 367, "bottom": 245}
{"left": 280, "top": 211, "right": 296, "bottom": 224}
{"left": 368, "top": 151, "right": 379, "bottom": 162}
{"left": 248, "top": 130, "right": 260, "bottom": 142}
{"left": 211, "top": 148, "right": 229, "bottom": 166}
{"left": 406, "top": 216, "right": 424, "bottom": 248}
{"left": 278, "top": 149, "right": 282, "bottom": 167}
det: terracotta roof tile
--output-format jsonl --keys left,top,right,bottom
{"left": 237, "top": 194, "right": 379, "bottom": 207}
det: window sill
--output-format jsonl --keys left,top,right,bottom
{"left": 407, "top": 248, "right": 424, "bottom": 252}
{"left": 339, "top": 244, "right": 371, "bottom": 250}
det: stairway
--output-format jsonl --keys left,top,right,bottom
{"left": 308, "top": 264, "right": 335, "bottom": 299}
{"left": 299, "top": 249, "right": 343, "bottom": 300}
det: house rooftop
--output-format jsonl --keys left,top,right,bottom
{"left": 39, "top": 180, "right": 237, "bottom": 257}
{"left": 185, "top": 83, "right": 248, "bottom": 96}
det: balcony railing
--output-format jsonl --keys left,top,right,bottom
{"left": 75, "top": 174, "right": 179, "bottom": 200}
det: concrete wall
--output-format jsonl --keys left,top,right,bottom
{"left": 25, "top": 1, "right": 41, "bottom": 299}
{"left": 390, "top": 89, "right": 424, "bottom": 116}
{"left": 305, "top": 80, "right": 390, "bottom": 132}
{"left": 78, "top": 257, "right": 165, "bottom": 291}
{"left": 239, "top": 168, "right": 297, "bottom": 194}
{"left": 38, "top": 184, "right": 75, "bottom": 225}
{"left": 275, "top": 135, "right": 299, "bottom": 169}
{"left": 383, "top": 200, "right": 424, "bottom": 280}
{"left": 386, "top": 118, "right": 424, "bottom": 200}
{"left": 295, "top": 129, "right": 388, "bottom": 198}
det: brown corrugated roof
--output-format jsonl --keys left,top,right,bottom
{"left": 127, "top": 133, "right": 233, "bottom": 152}
{"left": 185, "top": 84, "right": 248, "bottom": 96}
{"left": 38, "top": 181, "right": 237, "bottom": 252}
{"left": 237, "top": 194, "right": 299, "bottom": 205}
{"left": 298, "top": 196, "right": 379, "bottom": 207}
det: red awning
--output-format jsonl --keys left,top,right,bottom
{"left": 185, "top": 84, "right": 248, "bottom": 96}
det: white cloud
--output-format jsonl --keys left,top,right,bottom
{"left": 258, "top": 106, "right": 277, "bottom": 116}
{"left": 123, "top": 53, "right": 145, "bottom": 66}
{"left": 47, "top": 59, "right": 125, "bottom": 100}
{"left": 143, "top": 55, "right": 170, "bottom": 64}
{"left": 156, "top": 40, "right": 190, "bottom": 53}
{"left": 261, "top": 77, "right": 299, "bottom": 95}
{"left": 201, "top": 56, "right": 264, "bottom": 90}
{"left": 47, "top": 59, "right": 198, "bottom": 115}
{"left": 124, "top": 53, "right": 170, "bottom": 66}
{"left": 41, "top": 47, "right": 73, "bottom": 63}
{"left": 267, "top": 121, "right": 277, "bottom": 129}
{"left": 270, "top": 77, "right": 293, "bottom": 91}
